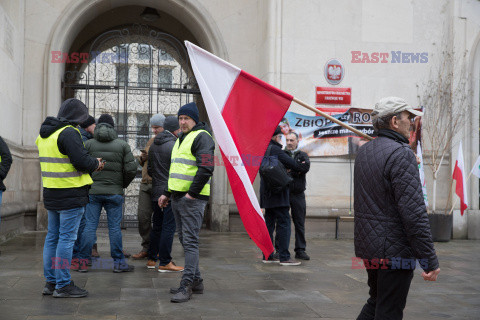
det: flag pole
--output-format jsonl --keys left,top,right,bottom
{"left": 292, "top": 97, "right": 373, "bottom": 141}
{"left": 448, "top": 171, "right": 473, "bottom": 215}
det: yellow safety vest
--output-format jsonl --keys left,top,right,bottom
{"left": 35, "top": 125, "right": 93, "bottom": 188}
{"left": 168, "top": 129, "right": 211, "bottom": 196}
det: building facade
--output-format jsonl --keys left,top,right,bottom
{"left": 1, "top": 0, "right": 479, "bottom": 240}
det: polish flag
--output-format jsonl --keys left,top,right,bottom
{"left": 185, "top": 41, "right": 292, "bottom": 258}
{"left": 452, "top": 141, "right": 468, "bottom": 215}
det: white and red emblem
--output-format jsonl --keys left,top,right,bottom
{"left": 324, "top": 59, "right": 344, "bottom": 85}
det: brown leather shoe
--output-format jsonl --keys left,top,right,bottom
{"left": 91, "top": 244, "right": 100, "bottom": 258}
{"left": 158, "top": 261, "right": 184, "bottom": 273}
{"left": 132, "top": 251, "right": 148, "bottom": 260}
{"left": 146, "top": 260, "right": 157, "bottom": 269}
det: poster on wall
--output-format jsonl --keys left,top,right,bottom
{"left": 279, "top": 108, "right": 375, "bottom": 157}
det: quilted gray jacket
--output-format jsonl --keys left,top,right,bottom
{"left": 353, "top": 129, "right": 439, "bottom": 272}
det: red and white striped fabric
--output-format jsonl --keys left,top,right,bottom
{"left": 185, "top": 41, "right": 293, "bottom": 258}
{"left": 453, "top": 141, "right": 468, "bottom": 216}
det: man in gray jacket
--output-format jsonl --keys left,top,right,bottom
{"left": 146, "top": 116, "right": 183, "bottom": 272}
{"left": 354, "top": 97, "right": 440, "bottom": 320}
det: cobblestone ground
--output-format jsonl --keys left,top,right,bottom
{"left": 0, "top": 229, "right": 478, "bottom": 319}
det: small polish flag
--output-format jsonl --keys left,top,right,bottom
{"left": 185, "top": 41, "right": 293, "bottom": 258}
{"left": 471, "top": 155, "right": 480, "bottom": 179}
{"left": 452, "top": 141, "right": 468, "bottom": 216}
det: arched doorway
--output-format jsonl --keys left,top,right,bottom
{"left": 44, "top": 2, "right": 230, "bottom": 231}
{"left": 62, "top": 24, "right": 200, "bottom": 227}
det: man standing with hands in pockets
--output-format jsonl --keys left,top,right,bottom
{"left": 158, "top": 102, "right": 214, "bottom": 303}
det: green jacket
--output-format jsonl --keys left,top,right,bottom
{"left": 85, "top": 123, "right": 137, "bottom": 195}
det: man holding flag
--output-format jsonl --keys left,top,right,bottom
{"left": 158, "top": 102, "right": 214, "bottom": 303}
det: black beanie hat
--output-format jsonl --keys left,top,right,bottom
{"left": 178, "top": 102, "right": 199, "bottom": 124}
{"left": 80, "top": 115, "right": 95, "bottom": 128}
{"left": 164, "top": 116, "right": 180, "bottom": 132}
{"left": 98, "top": 114, "right": 115, "bottom": 127}
{"left": 273, "top": 126, "right": 282, "bottom": 136}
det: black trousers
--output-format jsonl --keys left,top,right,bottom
{"left": 265, "top": 206, "right": 291, "bottom": 262}
{"left": 274, "top": 193, "right": 307, "bottom": 253}
{"left": 357, "top": 268, "right": 414, "bottom": 320}
{"left": 290, "top": 192, "right": 306, "bottom": 252}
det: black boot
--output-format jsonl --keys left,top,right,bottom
{"left": 170, "top": 278, "right": 204, "bottom": 294}
{"left": 170, "top": 280, "right": 193, "bottom": 303}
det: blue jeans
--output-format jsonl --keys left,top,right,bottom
{"left": 72, "top": 212, "right": 97, "bottom": 259}
{"left": 148, "top": 201, "right": 176, "bottom": 265}
{"left": 43, "top": 206, "right": 85, "bottom": 289}
{"left": 79, "top": 194, "right": 125, "bottom": 265}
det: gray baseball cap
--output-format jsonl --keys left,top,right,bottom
{"left": 371, "top": 97, "right": 423, "bottom": 120}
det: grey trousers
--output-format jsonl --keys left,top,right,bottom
{"left": 171, "top": 195, "right": 207, "bottom": 283}
{"left": 137, "top": 183, "right": 153, "bottom": 252}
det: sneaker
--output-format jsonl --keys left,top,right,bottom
{"left": 52, "top": 281, "right": 88, "bottom": 298}
{"left": 113, "top": 263, "right": 135, "bottom": 273}
{"left": 171, "top": 280, "right": 193, "bottom": 303}
{"left": 295, "top": 251, "right": 310, "bottom": 260}
{"left": 262, "top": 255, "right": 280, "bottom": 264}
{"left": 280, "top": 259, "right": 301, "bottom": 266}
{"left": 132, "top": 251, "right": 148, "bottom": 260}
{"left": 146, "top": 260, "right": 157, "bottom": 269}
{"left": 91, "top": 243, "right": 100, "bottom": 258}
{"left": 158, "top": 261, "right": 184, "bottom": 273}
{"left": 42, "top": 282, "right": 55, "bottom": 295}
{"left": 272, "top": 252, "right": 280, "bottom": 260}
{"left": 170, "top": 278, "right": 204, "bottom": 294}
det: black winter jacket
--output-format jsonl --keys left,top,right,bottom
{"left": 148, "top": 130, "right": 177, "bottom": 201}
{"left": 0, "top": 136, "right": 12, "bottom": 192}
{"left": 260, "top": 140, "right": 309, "bottom": 208}
{"left": 354, "top": 129, "right": 439, "bottom": 272}
{"left": 85, "top": 123, "right": 137, "bottom": 195}
{"left": 38, "top": 117, "right": 99, "bottom": 210}
{"left": 163, "top": 122, "right": 215, "bottom": 201}
{"left": 285, "top": 149, "right": 310, "bottom": 194}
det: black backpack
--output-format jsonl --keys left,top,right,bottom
{"left": 259, "top": 145, "right": 293, "bottom": 194}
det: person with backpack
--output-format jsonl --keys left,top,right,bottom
{"left": 260, "top": 126, "right": 309, "bottom": 266}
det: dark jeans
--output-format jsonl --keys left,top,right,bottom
{"left": 357, "top": 268, "right": 414, "bottom": 320}
{"left": 290, "top": 192, "right": 306, "bottom": 252}
{"left": 265, "top": 206, "right": 291, "bottom": 262}
{"left": 171, "top": 195, "right": 207, "bottom": 283}
{"left": 137, "top": 183, "right": 153, "bottom": 252}
{"left": 79, "top": 194, "right": 126, "bottom": 264}
{"left": 147, "top": 201, "right": 176, "bottom": 266}
{"left": 72, "top": 211, "right": 97, "bottom": 259}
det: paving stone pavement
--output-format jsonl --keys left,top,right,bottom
{"left": 0, "top": 229, "right": 479, "bottom": 319}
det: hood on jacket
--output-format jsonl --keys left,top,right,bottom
{"left": 154, "top": 130, "right": 177, "bottom": 146}
{"left": 39, "top": 117, "right": 70, "bottom": 138}
{"left": 57, "top": 98, "right": 89, "bottom": 125}
{"left": 94, "top": 123, "right": 118, "bottom": 142}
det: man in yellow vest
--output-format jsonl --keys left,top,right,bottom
{"left": 158, "top": 102, "right": 214, "bottom": 303}
{"left": 36, "top": 98, "right": 104, "bottom": 298}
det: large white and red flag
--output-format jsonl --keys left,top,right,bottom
{"left": 452, "top": 141, "right": 468, "bottom": 215}
{"left": 185, "top": 41, "right": 293, "bottom": 258}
